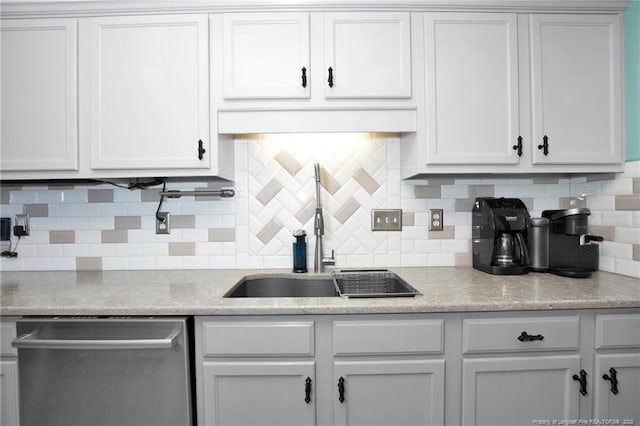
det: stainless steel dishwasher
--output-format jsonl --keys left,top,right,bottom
{"left": 12, "top": 316, "right": 193, "bottom": 426}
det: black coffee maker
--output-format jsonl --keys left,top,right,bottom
{"left": 472, "top": 197, "right": 530, "bottom": 275}
{"left": 540, "top": 208, "right": 603, "bottom": 278}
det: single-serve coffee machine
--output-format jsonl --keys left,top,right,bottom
{"left": 538, "top": 208, "right": 603, "bottom": 278}
{"left": 472, "top": 197, "right": 530, "bottom": 275}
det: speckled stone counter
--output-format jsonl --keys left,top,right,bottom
{"left": 1, "top": 267, "right": 639, "bottom": 316}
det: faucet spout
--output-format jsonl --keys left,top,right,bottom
{"left": 314, "top": 163, "right": 324, "bottom": 272}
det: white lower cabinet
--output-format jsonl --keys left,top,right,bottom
{"left": 1, "top": 319, "right": 19, "bottom": 426}
{"left": 0, "top": 360, "right": 19, "bottom": 426}
{"left": 195, "top": 310, "right": 639, "bottom": 426}
{"left": 594, "top": 354, "right": 640, "bottom": 423}
{"left": 462, "top": 356, "right": 581, "bottom": 426}
{"left": 202, "top": 361, "right": 315, "bottom": 426}
{"left": 593, "top": 314, "right": 640, "bottom": 423}
{"left": 195, "top": 316, "right": 444, "bottom": 426}
{"left": 334, "top": 359, "right": 444, "bottom": 426}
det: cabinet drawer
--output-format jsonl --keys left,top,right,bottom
{"left": 0, "top": 320, "right": 17, "bottom": 357}
{"left": 595, "top": 314, "right": 640, "bottom": 349}
{"left": 333, "top": 319, "right": 443, "bottom": 355}
{"left": 201, "top": 321, "right": 314, "bottom": 357}
{"left": 462, "top": 316, "right": 580, "bottom": 354}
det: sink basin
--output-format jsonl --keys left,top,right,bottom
{"left": 224, "top": 276, "right": 338, "bottom": 298}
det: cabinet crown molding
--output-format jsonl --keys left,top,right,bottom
{"left": 0, "top": 0, "right": 631, "bottom": 18}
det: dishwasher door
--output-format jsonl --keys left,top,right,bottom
{"left": 13, "top": 317, "right": 193, "bottom": 426}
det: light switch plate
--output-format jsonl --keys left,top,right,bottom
{"left": 371, "top": 209, "right": 402, "bottom": 231}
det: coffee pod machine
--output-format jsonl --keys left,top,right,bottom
{"left": 538, "top": 208, "right": 603, "bottom": 278}
{"left": 472, "top": 197, "right": 530, "bottom": 275}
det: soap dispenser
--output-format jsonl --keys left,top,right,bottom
{"left": 292, "top": 229, "right": 307, "bottom": 273}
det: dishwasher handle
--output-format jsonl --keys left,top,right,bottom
{"left": 12, "top": 327, "right": 182, "bottom": 350}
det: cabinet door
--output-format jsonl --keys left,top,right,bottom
{"left": 202, "top": 361, "right": 315, "bottom": 426}
{"left": 82, "top": 14, "right": 210, "bottom": 170}
{"left": 462, "top": 356, "right": 581, "bottom": 426}
{"left": 529, "top": 14, "right": 622, "bottom": 165}
{"left": 222, "top": 13, "right": 310, "bottom": 99}
{"left": 323, "top": 12, "right": 411, "bottom": 99}
{"left": 594, "top": 354, "right": 640, "bottom": 423}
{"left": 424, "top": 13, "right": 520, "bottom": 165}
{"left": 0, "top": 18, "right": 78, "bottom": 171}
{"left": 334, "top": 359, "right": 444, "bottom": 426}
{"left": 0, "top": 360, "right": 20, "bottom": 426}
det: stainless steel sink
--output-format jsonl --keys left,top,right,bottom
{"left": 224, "top": 270, "right": 421, "bottom": 298}
{"left": 224, "top": 276, "right": 338, "bottom": 298}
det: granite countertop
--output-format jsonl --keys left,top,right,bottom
{"left": 1, "top": 267, "right": 639, "bottom": 316}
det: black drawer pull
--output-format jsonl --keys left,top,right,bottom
{"left": 304, "top": 377, "right": 312, "bottom": 403}
{"left": 328, "top": 67, "right": 334, "bottom": 88}
{"left": 301, "top": 67, "right": 307, "bottom": 88}
{"left": 517, "top": 331, "right": 544, "bottom": 342}
{"left": 573, "top": 369, "right": 588, "bottom": 396}
{"left": 338, "top": 376, "right": 345, "bottom": 403}
{"left": 602, "top": 368, "right": 619, "bottom": 395}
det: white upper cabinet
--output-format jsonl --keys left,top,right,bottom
{"left": 222, "top": 13, "right": 310, "bottom": 99}
{"left": 81, "top": 14, "right": 210, "bottom": 170}
{"left": 529, "top": 14, "right": 623, "bottom": 165}
{"left": 423, "top": 13, "right": 519, "bottom": 165}
{"left": 323, "top": 12, "right": 412, "bottom": 99}
{"left": 0, "top": 18, "right": 78, "bottom": 172}
{"left": 401, "top": 11, "right": 625, "bottom": 177}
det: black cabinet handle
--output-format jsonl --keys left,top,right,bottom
{"left": 537, "top": 135, "right": 549, "bottom": 156}
{"left": 301, "top": 67, "right": 307, "bottom": 88}
{"left": 338, "top": 376, "right": 345, "bottom": 403}
{"left": 197, "top": 139, "right": 206, "bottom": 160}
{"left": 573, "top": 369, "right": 588, "bottom": 396}
{"left": 512, "top": 136, "right": 523, "bottom": 157}
{"left": 517, "top": 331, "right": 544, "bottom": 342}
{"left": 328, "top": 67, "right": 334, "bottom": 88}
{"left": 305, "top": 377, "right": 312, "bottom": 403}
{"left": 602, "top": 368, "right": 619, "bottom": 395}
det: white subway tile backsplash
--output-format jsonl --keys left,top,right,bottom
{"left": 614, "top": 259, "right": 640, "bottom": 279}
{"left": 614, "top": 227, "right": 640, "bottom": 244}
{"left": 600, "top": 211, "right": 633, "bottom": 227}
{"left": 601, "top": 241, "right": 633, "bottom": 259}
{"left": 427, "top": 253, "right": 455, "bottom": 266}
{"left": 9, "top": 191, "right": 38, "bottom": 204}
{"left": 1, "top": 134, "right": 637, "bottom": 278}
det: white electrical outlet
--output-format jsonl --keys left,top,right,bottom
{"left": 15, "top": 214, "right": 29, "bottom": 236}
{"left": 429, "top": 209, "right": 443, "bottom": 231}
{"left": 156, "top": 212, "right": 170, "bottom": 234}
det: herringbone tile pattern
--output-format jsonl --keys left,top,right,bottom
{"left": 246, "top": 133, "right": 399, "bottom": 266}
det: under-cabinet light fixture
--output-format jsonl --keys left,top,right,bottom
{"left": 158, "top": 189, "right": 236, "bottom": 198}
